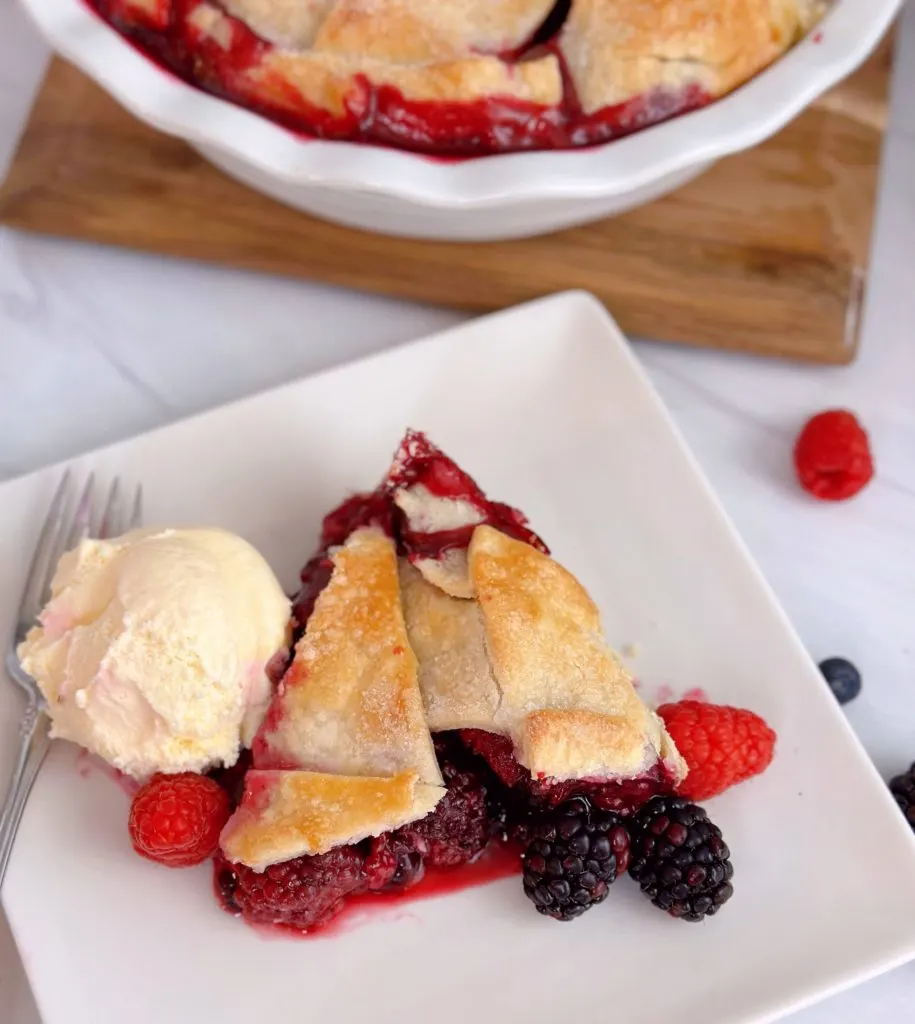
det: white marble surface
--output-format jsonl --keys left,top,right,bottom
{"left": 2, "top": 0, "right": 915, "bottom": 1019}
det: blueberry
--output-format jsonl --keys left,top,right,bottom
{"left": 818, "top": 657, "right": 861, "bottom": 705}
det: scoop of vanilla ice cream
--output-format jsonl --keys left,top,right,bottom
{"left": 18, "top": 527, "right": 290, "bottom": 778}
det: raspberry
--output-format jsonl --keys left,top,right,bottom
{"left": 362, "top": 833, "right": 425, "bottom": 891}
{"left": 657, "top": 701, "right": 776, "bottom": 801}
{"left": 129, "top": 773, "right": 231, "bottom": 867}
{"left": 459, "top": 729, "right": 528, "bottom": 788}
{"left": 793, "top": 409, "right": 874, "bottom": 501}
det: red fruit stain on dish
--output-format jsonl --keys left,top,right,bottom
{"left": 629, "top": 682, "right": 707, "bottom": 707}
{"left": 214, "top": 841, "right": 522, "bottom": 940}
{"left": 812, "top": 31, "right": 824, "bottom": 43}
{"left": 243, "top": 905, "right": 421, "bottom": 941}
{"left": 76, "top": 749, "right": 92, "bottom": 779}
{"left": 338, "top": 842, "right": 522, "bottom": 919}
{"left": 74, "top": 749, "right": 140, "bottom": 797}
{"left": 681, "top": 687, "right": 709, "bottom": 702}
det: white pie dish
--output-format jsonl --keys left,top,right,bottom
{"left": 15, "top": 0, "right": 903, "bottom": 240}
{"left": 4, "top": 292, "right": 915, "bottom": 1023}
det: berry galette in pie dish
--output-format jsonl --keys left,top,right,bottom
{"left": 21, "top": 430, "right": 776, "bottom": 931}
{"left": 91, "top": 0, "right": 825, "bottom": 154}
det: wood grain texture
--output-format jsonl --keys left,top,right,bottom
{"left": 0, "top": 36, "right": 893, "bottom": 363}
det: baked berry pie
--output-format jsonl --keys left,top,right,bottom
{"left": 214, "top": 430, "right": 691, "bottom": 930}
{"left": 93, "top": 0, "right": 825, "bottom": 154}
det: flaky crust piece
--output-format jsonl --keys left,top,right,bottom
{"left": 220, "top": 770, "right": 442, "bottom": 870}
{"left": 222, "top": 528, "right": 445, "bottom": 870}
{"left": 561, "top": 0, "right": 824, "bottom": 115}
{"left": 403, "top": 524, "right": 687, "bottom": 783}
{"left": 256, "top": 527, "right": 442, "bottom": 786}
{"left": 189, "top": 0, "right": 562, "bottom": 117}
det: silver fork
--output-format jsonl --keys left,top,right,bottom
{"left": 0, "top": 472, "right": 143, "bottom": 888}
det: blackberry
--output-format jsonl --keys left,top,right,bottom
{"left": 207, "top": 748, "right": 253, "bottom": 810}
{"left": 818, "top": 657, "right": 862, "bottom": 705}
{"left": 436, "top": 731, "right": 513, "bottom": 840}
{"left": 213, "top": 846, "right": 366, "bottom": 932}
{"left": 362, "top": 832, "right": 425, "bottom": 891}
{"left": 889, "top": 763, "right": 915, "bottom": 830}
{"left": 407, "top": 766, "right": 491, "bottom": 868}
{"left": 505, "top": 792, "right": 543, "bottom": 847}
{"left": 629, "top": 795, "right": 733, "bottom": 922}
{"left": 521, "top": 796, "right": 631, "bottom": 921}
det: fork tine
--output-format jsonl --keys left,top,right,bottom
{"left": 128, "top": 484, "right": 144, "bottom": 531}
{"left": 17, "top": 471, "right": 74, "bottom": 626}
{"left": 63, "top": 474, "right": 96, "bottom": 553}
{"left": 98, "top": 478, "right": 121, "bottom": 540}
{"left": 41, "top": 474, "right": 94, "bottom": 606}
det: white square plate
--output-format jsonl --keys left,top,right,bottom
{"left": 3, "top": 292, "right": 915, "bottom": 1024}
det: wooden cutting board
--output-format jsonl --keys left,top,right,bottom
{"left": 0, "top": 38, "right": 894, "bottom": 363}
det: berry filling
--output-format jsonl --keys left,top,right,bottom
{"left": 213, "top": 733, "right": 515, "bottom": 933}
{"left": 384, "top": 430, "right": 549, "bottom": 559}
{"left": 565, "top": 83, "right": 711, "bottom": 148}
{"left": 214, "top": 845, "right": 367, "bottom": 932}
{"left": 459, "top": 728, "right": 675, "bottom": 817}
{"left": 291, "top": 490, "right": 392, "bottom": 631}
{"left": 292, "top": 429, "right": 546, "bottom": 635}
{"left": 84, "top": 0, "right": 716, "bottom": 155}
{"left": 212, "top": 721, "right": 679, "bottom": 935}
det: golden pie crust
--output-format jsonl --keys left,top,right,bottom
{"left": 117, "top": 0, "right": 824, "bottom": 150}
{"left": 222, "top": 517, "right": 686, "bottom": 871}
{"left": 189, "top": 0, "right": 822, "bottom": 119}
{"left": 255, "top": 526, "right": 442, "bottom": 786}
{"left": 560, "top": 0, "right": 825, "bottom": 116}
{"left": 404, "top": 524, "right": 687, "bottom": 782}
{"left": 222, "top": 528, "right": 446, "bottom": 870}
{"left": 220, "top": 769, "right": 443, "bottom": 870}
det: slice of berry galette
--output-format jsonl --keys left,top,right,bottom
{"left": 221, "top": 526, "right": 446, "bottom": 871}
{"left": 209, "top": 430, "right": 707, "bottom": 930}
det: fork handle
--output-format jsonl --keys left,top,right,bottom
{"left": 0, "top": 703, "right": 51, "bottom": 888}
